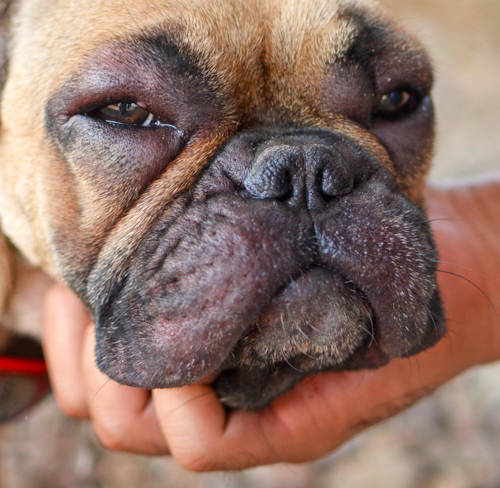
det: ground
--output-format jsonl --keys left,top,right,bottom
{"left": 1, "top": 1, "right": 499, "bottom": 486}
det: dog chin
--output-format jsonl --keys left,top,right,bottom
{"left": 213, "top": 271, "right": 442, "bottom": 410}
{"left": 214, "top": 290, "right": 442, "bottom": 411}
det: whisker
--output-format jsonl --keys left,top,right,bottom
{"left": 280, "top": 313, "right": 287, "bottom": 336}
{"left": 425, "top": 303, "right": 440, "bottom": 336}
{"left": 442, "top": 319, "right": 461, "bottom": 341}
{"left": 366, "top": 314, "right": 376, "bottom": 347}
{"left": 165, "top": 390, "right": 215, "bottom": 418}
{"left": 301, "top": 350, "right": 316, "bottom": 360}
{"left": 306, "top": 320, "right": 322, "bottom": 334}
{"left": 92, "top": 377, "right": 113, "bottom": 401}
{"left": 418, "top": 217, "right": 455, "bottom": 225}
{"left": 432, "top": 259, "right": 482, "bottom": 274}
{"left": 284, "top": 358, "right": 302, "bottom": 372}
{"left": 437, "top": 269, "right": 493, "bottom": 307}
{"left": 294, "top": 322, "right": 311, "bottom": 341}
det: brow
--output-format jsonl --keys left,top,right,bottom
{"left": 124, "top": 30, "right": 204, "bottom": 80}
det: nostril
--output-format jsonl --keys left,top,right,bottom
{"left": 321, "top": 164, "right": 354, "bottom": 198}
{"left": 244, "top": 146, "right": 301, "bottom": 200}
{"left": 274, "top": 169, "right": 294, "bottom": 201}
{"left": 245, "top": 165, "right": 294, "bottom": 200}
{"left": 306, "top": 145, "right": 354, "bottom": 200}
{"left": 244, "top": 141, "right": 358, "bottom": 208}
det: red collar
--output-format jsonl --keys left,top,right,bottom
{"left": 0, "top": 337, "right": 50, "bottom": 422}
{"left": 0, "top": 356, "right": 47, "bottom": 376}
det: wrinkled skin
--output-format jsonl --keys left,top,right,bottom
{"left": 0, "top": 0, "right": 445, "bottom": 409}
{"left": 94, "top": 128, "right": 443, "bottom": 409}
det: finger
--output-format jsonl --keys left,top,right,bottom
{"left": 42, "top": 284, "right": 91, "bottom": 419}
{"left": 151, "top": 372, "right": 389, "bottom": 471}
{"left": 153, "top": 374, "right": 349, "bottom": 471}
{"left": 255, "top": 334, "right": 463, "bottom": 463}
{"left": 81, "top": 326, "right": 169, "bottom": 455}
{"left": 153, "top": 331, "right": 462, "bottom": 471}
{"left": 153, "top": 384, "right": 266, "bottom": 471}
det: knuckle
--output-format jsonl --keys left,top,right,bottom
{"left": 56, "top": 395, "right": 89, "bottom": 420}
{"left": 93, "top": 417, "right": 129, "bottom": 452}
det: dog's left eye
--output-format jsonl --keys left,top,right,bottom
{"left": 88, "top": 102, "right": 164, "bottom": 127}
{"left": 375, "top": 89, "right": 420, "bottom": 118}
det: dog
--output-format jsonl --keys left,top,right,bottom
{"left": 0, "top": 0, "right": 445, "bottom": 410}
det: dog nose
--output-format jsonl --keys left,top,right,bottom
{"left": 244, "top": 144, "right": 354, "bottom": 210}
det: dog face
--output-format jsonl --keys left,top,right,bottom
{"left": 0, "top": 0, "right": 444, "bottom": 409}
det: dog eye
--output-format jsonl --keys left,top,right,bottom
{"left": 375, "top": 89, "right": 419, "bottom": 118}
{"left": 88, "top": 102, "right": 164, "bottom": 127}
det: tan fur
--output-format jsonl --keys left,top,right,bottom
{"left": 0, "top": 0, "right": 433, "bottom": 341}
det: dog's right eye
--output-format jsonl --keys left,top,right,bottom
{"left": 374, "top": 89, "right": 420, "bottom": 119}
{"left": 87, "top": 102, "right": 171, "bottom": 128}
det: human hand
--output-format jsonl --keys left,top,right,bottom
{"left": 42, "top": 182, "right": 500, "bottom": 471}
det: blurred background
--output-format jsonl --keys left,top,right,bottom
{"left": 1, "top": 1, "right": 499, "bottom": 487}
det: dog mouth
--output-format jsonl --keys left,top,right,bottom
{"left": 213, "top": 269, "right": 442, "bottom": 410}
{"left": 212, "top": 267, "right": 379, "bottom": 409}
{"left": 221, "top": 268, "right": 374, "bottom": 369}
{"left": 93, "top": 174, "right": 444, "bottom": 410}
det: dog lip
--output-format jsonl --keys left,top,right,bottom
{"left": 216, "top": 267, "right": 376, "bottom": 369}
{"left": 212, "top": 337, "right": 390, "bottom": 411}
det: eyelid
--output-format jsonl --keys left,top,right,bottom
{"left": 83, "top": 100, "right": 181, "bottom": 132}
{"left": 372, "top": 87, "right": 423, "bottom": 120}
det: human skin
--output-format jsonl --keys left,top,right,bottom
{"left": 42, "top": 180, "right": 500, "bottom": 471}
